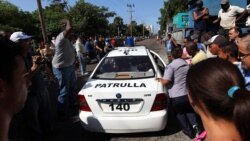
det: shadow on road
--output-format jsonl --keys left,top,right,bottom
{"left": 108, "top": 101, "right": 181, "bottom": 139}
{"left": 47, "top": 120, "right": 112, "bottom": 141}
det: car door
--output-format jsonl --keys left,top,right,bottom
{"left": 149, "top": 50, "right": 166, "bottom": 76}
{"left": 149, "top": 50, "right": 168, "bottom": 106}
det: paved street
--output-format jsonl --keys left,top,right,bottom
{"left": 45, "top": 38, "right": 193, "bottom": 141}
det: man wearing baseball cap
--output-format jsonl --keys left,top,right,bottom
{"left": 9, "top": 31, "right": 52, "bottom": 140}
{"left": 10, "top": 32, "right": 33, "bottom": 57}
{"left": 213, "top": 0, "right": 247, "bottom": 37}
{"left": 10, "top": 31, "right": 32, "bottom": 41}
{"left": 205, "top": 35, "right": 229, "bottom": 56}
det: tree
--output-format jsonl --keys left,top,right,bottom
{"left": 113, "top": 16, "right": 123, "bottom": 36}
{"left": 68, "top": 0, "right": 116, "bottom": 36}
{"left": 0, "top": 1, "right": 38, "bottom": 34}
{"left": 136, "top": 24, "right": 149, "bottom": 37}
{"left": 158, "top": 0, "right": 188, "bottom": 34}
{"left": 40, "top": 1, "right": 68, "bottom": 38}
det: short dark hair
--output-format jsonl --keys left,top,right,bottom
{"left": 221, "top": 42, "right": 238, "bottom": 59}
{"left": 186, "top": 41, "right": 199, "bottom": 56}
{"left": 167, "top": 34, "right": 172, "bottom": 38}
{"left": 0, "top": 39, "right": 23, "bottom": 84}
{"left": 196, "top": 0, "right": 203, "bottom": 6}
{"left": 171, "top": 46, "right": 182, "bottom": 59}
{"left": 186, "top": 58, "right": 250, "bottom": 141}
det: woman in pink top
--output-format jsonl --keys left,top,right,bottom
{"left": 182, "top": 38, "right": 192, "bottom": 65}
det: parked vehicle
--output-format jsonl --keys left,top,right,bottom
{"left": 78, "top": 46, "right": 168, "bottom": 133}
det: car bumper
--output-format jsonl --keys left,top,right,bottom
{"left": 79, "top": 110, "right": 167, "bottom": 133}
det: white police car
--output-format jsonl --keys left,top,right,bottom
{"left": 78, "top": 46, "right": 168, "bottom": 133}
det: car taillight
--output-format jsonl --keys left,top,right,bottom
{"left": 78, "top": 95, "right": 91, "bottom": 112}
{"left": 151, "top": 93, "right": 167, "bottom": 111}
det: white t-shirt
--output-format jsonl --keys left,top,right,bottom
{"left": 75, "top": 39, "right": 85, "bottom": 54}
{"left": 218, "top": 5, "right": 245, "bottom": 29}
{"left": 52, "top": 32, "right": 75, "bottom": 68}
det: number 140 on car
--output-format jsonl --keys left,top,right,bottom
{"left": 109, "top": 103, "right": 130, "bottom": 111}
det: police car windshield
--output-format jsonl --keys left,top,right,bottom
{"left": 93, "top": 56, "right": 155, "bottom": 79}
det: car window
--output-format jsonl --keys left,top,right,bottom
{"left": 93, "top": 56, "right": 155, "bottom": 79}
{"left": 150, "top": 51, "right": 166, "bottom": 76}
{"left": 155, "top": 58, "right": 165, "bottom": 75}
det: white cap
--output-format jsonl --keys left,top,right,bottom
{"left": 204, "top": 35, "right": 228, "bottom": 46}
{"left": 9, "top": 32, "right": 32, "bottom": 42}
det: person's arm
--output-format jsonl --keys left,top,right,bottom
{"left": 95, "top": 42, "right": 103, "bottom": 52}
{"left": 62, "top": 19, "right": 72, "bottom": 38}
{"left": 158, "top": 78, "right": 171, "bottom": 85}
{"left": 192, "top": 8, "right": 209, "bottom": 21}
{"left": 40, "top": 49, "right": 44, "bottom": 57}
{"left": 236, "top": 9, "right": 248, "bottom": 23}
{"left": 29, "top": 55, "right": 42, "bottom": 78}
{"left": 202, "top": 8, "right": 209, "bottom": 20}
{"left": 159, "top": 65, "right": 173, "bottom": 86}
{"left": 171, "top": 37, "right": 178, "bottom": 47}
{"left": 213, "top": 17, "right": 221, "bottom": 24}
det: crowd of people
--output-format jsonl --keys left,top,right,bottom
{"left": 1, "top": 0, "right": 250, "bottom": 141}
{"left": 160, "top": 0, "right": 250, "bottom": 140}
{"left": 0, "top": 18, "right": 118, "bottom": 141}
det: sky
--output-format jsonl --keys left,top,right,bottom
{"left": 8, "top": 0, "right": 165, "bottom": 33}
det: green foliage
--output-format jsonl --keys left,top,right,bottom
{"left": 1, "top": 0, "right": 151, "bottom": 40}
{"left": 68, "top": 1, "right": 116, "bottom": 36}
{"left": 109, "top": 16, "right": 124, "bottom": 36}
{"left": 0, "top": 1, "right": 19, "bottom": 26}
{"left": 0, "top": 1, "right": 38, "bottom": 36}
{"left": 158, "top": 0, "right": 188, "bottom": 34}
{"left": 42, "top": 3, "right": 68, "bottom": 38}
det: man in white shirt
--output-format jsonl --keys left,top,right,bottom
{"left": 213, "top": 0, "right": 247, "bottom": 37}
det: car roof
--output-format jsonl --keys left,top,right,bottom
{"left": 106, "top": 46, "right": 148, "bottom": 57}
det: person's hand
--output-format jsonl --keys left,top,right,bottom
{"left": 75, "top": 59, "right": 80, "bottom": 69}
{"left": 31, "top": 55, "right": 42, "bottom": 72}
{"left": 202, "top": 8, "right": 208, "bottom": 15}
{"left": 33, "top": 55, "right": 42, "bottom": 65}
{"left": 61, "top": 19, "right": 70, "bottom": 27}
{"left": 156, "top": 78, "right": 162, "bottom": 82}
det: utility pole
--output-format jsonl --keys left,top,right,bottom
{"left": 127, "top": 4, "right": 134, "bottom": 37}
{"left": 117, "top": 19, "right": 121, "bottom": 37}
{"left": 118, "top": 26, "right": 120, "bottom": 37}
{"left": 37, "top": 0, "right": 47, "bottom": 43}
{"left": 142, "top": 23, "right": 145, "bottom": 37}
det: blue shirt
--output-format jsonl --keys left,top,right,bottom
{"left": 166, "top": 40, "right": 174, "bottom": 53}
{"left": 194, "top": 8, "right": 207, "bottom": 31}
{"left": 236, "top": 63, "right": 250, "bottom": 90}
{"left": 163, "top": 58, "right": 189, "bottom": 98}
